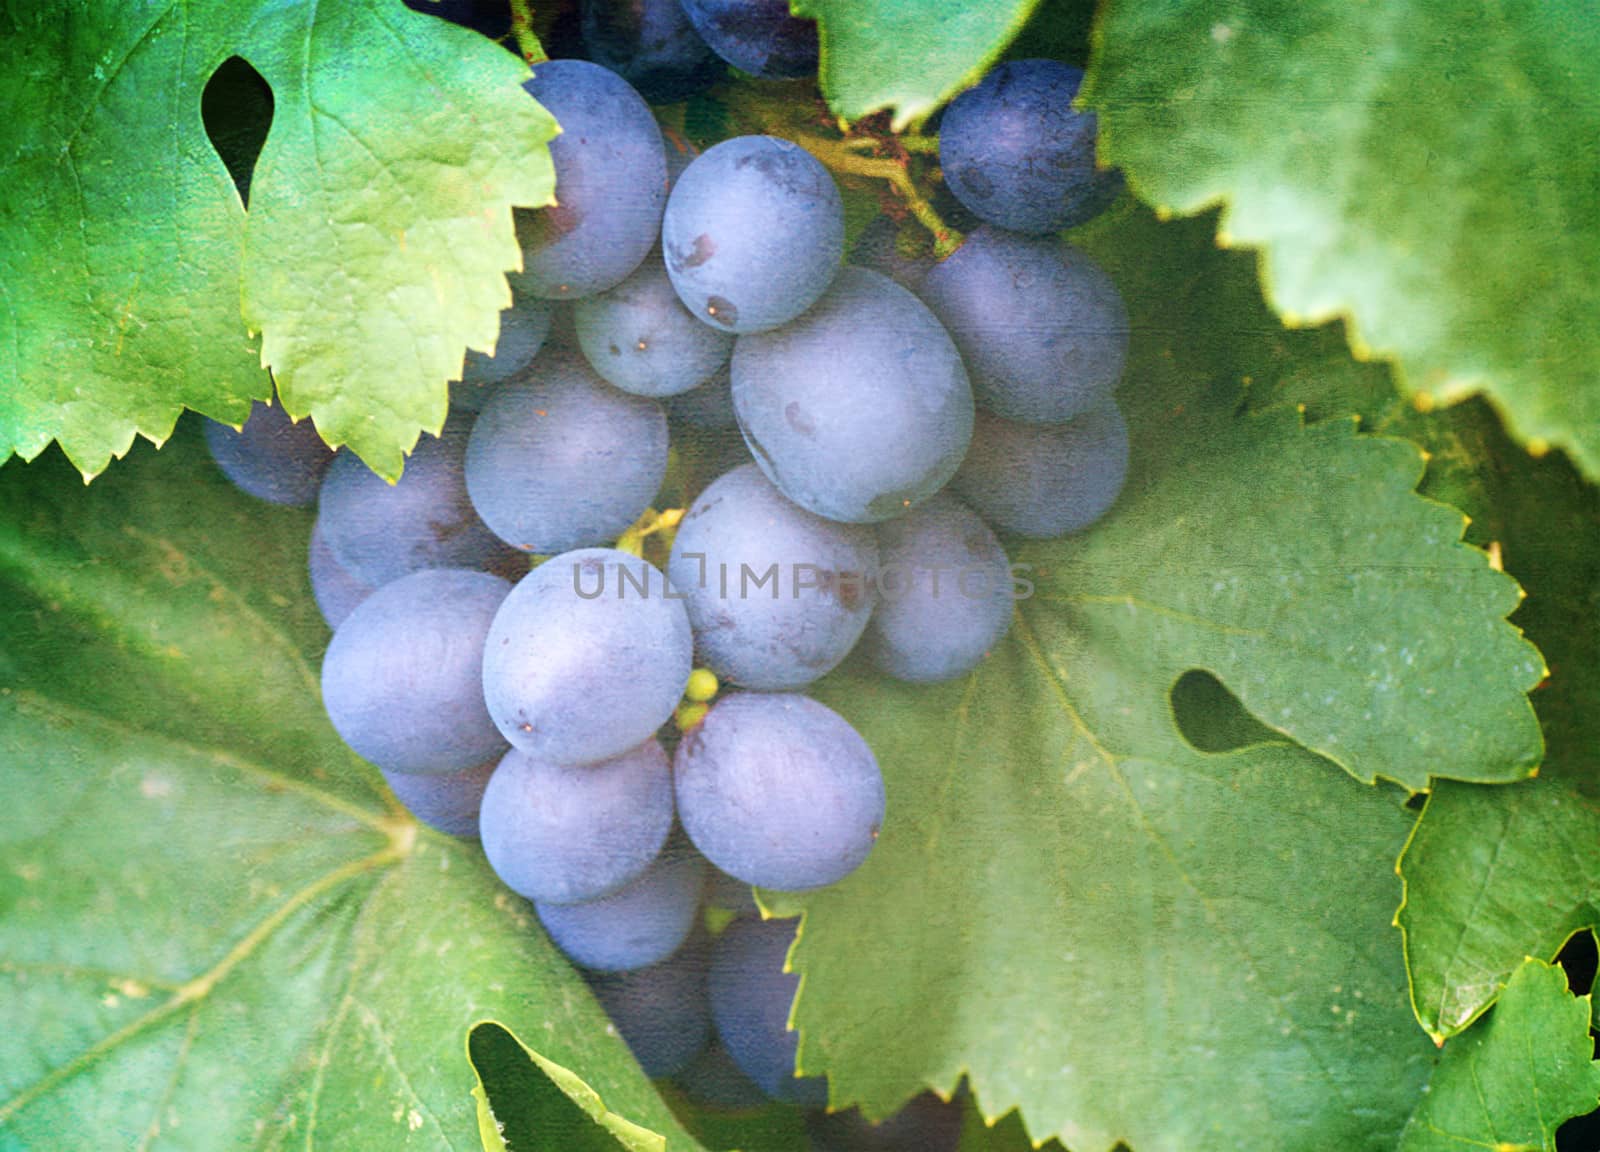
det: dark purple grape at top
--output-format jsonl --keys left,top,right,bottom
{"left": 513, "top": 60, "right": 668, "bottom": 299}
{"left": 580, "top": 0, "right": 724, "bottom": 103}
{"left": 938, "top": 59, "right": 1122, "bottom": 234}
{"left": 677, "top": 0, "right": 818, "bottom": 79}
{"left": 205, "top": 400, "right": 333, "bottom": 506}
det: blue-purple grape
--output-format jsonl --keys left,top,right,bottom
{"left": 479, "top": 739, "right": 674, "bottom": 905}
{"left": 951, "top": 402, "right": 1130, "bottom": 538}
{"left": 464, "top": 356, "right": 669, "bottom": 554}
{"left": 205, "top": 400, "right": 333, "bottom": 506}
{"left": 580, "top": 0, "right": 724, "bottom": 103}
{"left": 575, "top": 255, "right": 734, "bottom": 397}
{"left": 452, "top": 298, "right": 553, "bottom": 412}
{"left": 587, "top": 932, "right": 712, "bottom": 1078}
{"left": 317, "top": 425, "right": 516, "bottom": 588}
{"left": 731, "top": 266, "right": 973, "bottom": 523}
{"left": 939, "top": 59, "right": 1122, "bottom": 234}
{"left": 321, "top": 569, "right": 510, "bottom": 775}
{"left": 513, "top": 60, "right": 667, "bottom": 299}
{"left": 308, "top": 518, "right": 375, "bottom": 630}
{"left": 919, "top": 227, "right": 1127, "bottom": 425}
{"left": 864, "top": 493, "right": 1014, "bottom": 682}
{"left": 536, "top": 842, "right": 706, "bottom": 971}
{"left": 675, "top": 692, "right": 884, "bottom": 891}
{"left": 663, "top": 135, "right": 843, "bottom": 334}
{"left": 667, "top": 464, "right": 878, "bottom": 690}
{"left": 677, "top": 0, "right": 818, "bottom": 79}
{"left": 382, "top": 759, "right": 496, "bottom": 839}
{"left": 481, "top": 548, "right": 693, "bottom": 764}
{"left": 707, "top": 916, "right": 827, "bottom": 1105}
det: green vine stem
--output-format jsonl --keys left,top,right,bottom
{"left": 508, "top": 0, "right": 547, "bottom": 63}
{"left": 791, "top": 131, "right": 963, "bottom": 259}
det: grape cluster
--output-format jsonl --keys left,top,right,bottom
{"left": 206, "top": 10, "right": 1125, "bottom": 1139}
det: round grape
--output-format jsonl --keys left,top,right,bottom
{"left": 864, "top": 493, "right": 1014, "bottom": 683}
{"left": 939, "top": 59, "right": 1122, "bottom": 234}
{"left": 308, "top": 517, "right": 374, "bottom": 630}
{"left": 587, "top": 932, "right": 712, "bottom": 1078}
{"left": 479, "top": 739, "right": 674, "bottom": 905}
{"left": 663, "top": 135, "right": 843, "bottom": 334}
{"left": 381, "top": 759, "right": 495, "bottom": 839}
{"left": 465, "top": 357, "right": 669, "bottom": 554}
{"left": 920, "top": 227, "right": 1128, "bottom": 425}
{"left": 732, "top": 266, "right": 973, "bottom": 523}
{"left": 667, "top": 464, "right": 878, "bottom": 690}
{"left": 951, "top": 402, "right": 1130, "bottom": 538}
{"left": 205, "top": 400, "right": 333, "bottom": 506}
{"left": 321, "top": 569, "right": 510, "bottom": 775}
{"left": 675, "top": 692, "right": 884, "bottom": 891}
{"left": 580, "top": 0, "right": 724, "bottom": 103}
{"left": 575, "top": 256, "right": 734, "bottom": 397}
{"left": 317, "top": 425, "right": 516, "bottom": 588}
{"left": 677, "top": 0, "right": 818, "bottom": 79}
{"left": 453, "top": 298, "right": 552, "bottom": 412}
{"left": 512, "top": 60, "right": 667, "bottom": 299}
{"left": 708, "top": 916, "right": 828, "bottom": 1105}
{"left": 482, "top": 548, "right": 693, "bottom": 765}
{"left": 536, "top": 843, "right": 706, "bottom": 972}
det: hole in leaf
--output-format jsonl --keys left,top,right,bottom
{"left": 1557, "top": 929, "right": 1597, "bottom": 998}
{"left": 201, "top": 56, "right": 273, "bottom": 207}
{"left": 1558, "top": 1104, "right": 1600, "bottom": 1151}
{"left": 1170, "top": 669, "right": 1281, "bottom": 754}
{"left": 467, "top": 1022, "right": 630, "bottom": 1152}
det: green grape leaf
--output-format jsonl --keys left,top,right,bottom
{"left": 0, "top": 2, "right": 556, "bottom": 483}
{"left": 763, "top": 207, "right": 1545, "bottom": 1152}
{"left": 1397, "top": 959, "right": 1600, "bottom": 1152}
{"left": 1082, "top": 0, "right": 1600, "bottom": 480}
{"left": 793, "top": 0, "right": 1041, "bottom": 128}
{"left": 1393, "top": 408, "right": 1600, "bottom": 1038}
{"left": 1250, "top": 263, "right": 1600, "bottom": 1043}
{"left": 0, "top": 433, "right": 697, "bottom": 1151}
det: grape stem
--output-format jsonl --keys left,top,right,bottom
{"left": 791, "top": 132, "right": 962, "bottom": 258}
{"left": 508, "top": 0, "right": 548, "bottom": 64}
{"left": 615, "top": 507, "right": 685, "bottom": 561}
